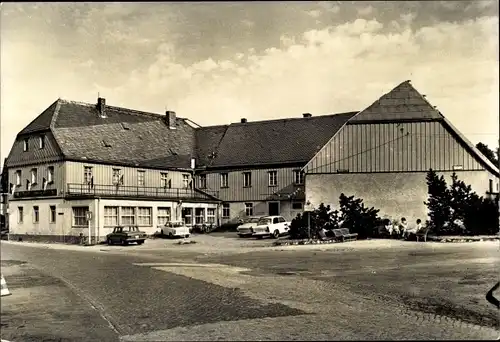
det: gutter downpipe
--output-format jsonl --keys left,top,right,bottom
{"left": 97, "top": 197, "right": 101, "bottom": 243}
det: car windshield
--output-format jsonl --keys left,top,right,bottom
{"left": 257, "top": 218, "right": 272, "bottom": 225}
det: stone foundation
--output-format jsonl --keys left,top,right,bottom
{"left": 7, "top": 234, "right": 102, "bottom": 245}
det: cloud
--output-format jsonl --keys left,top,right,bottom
{"left": 1, "top": 6, "right": 499, "bottom": 161}
{"left": 102, "top": 17, "right": 498, "bottom": 151}
{"left": 307, "top": 10, "right": 322, "bottom": 18}
{"left": 357, "top": 5, "right": 374, "bottom": 16}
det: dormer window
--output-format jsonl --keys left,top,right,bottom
{"left": 23, "top": 138, "right": 29, "bottom": 151}
{"left": 39, "top": 135, "right": 45, "bottom": 149}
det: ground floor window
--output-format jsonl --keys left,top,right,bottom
{"left": 207, "top": 208, "right": 216, "bottom": 224}
{"left": 121, "top": 206, "right": 135, "bottom": 226}
{"left": 72, "top": 206, "right": 89, "bottom": 227}
{"left": 292, "top": 202, "right": 304, "bottom": 210}
{"left": 137, "top": 207, "right": 152, "bottom": 226}
{"left": 182, "top": 207, "right": 193, "bottom": 225}
{"left": 33, "top": 206, "right": 39, "bottom": 223}
{"left": 49, "top": 205, "right": 56, "bottom": 223}
{"left": 18, "top": 206, "right": 24, "bottom": 223}
{"left": 157, "top": 207, "right": 171, "bottom": 225}
{"left": 245, "top": 203, "right": 253, "bottom": 216}
{"left": 222, "top": 203, "right": 230, "bottom": 218}
{"left": 104, "top": 206, "right": 118, "bottom": 227}
{"left": 195, "top": 208, "right": 205, "bottom": 224}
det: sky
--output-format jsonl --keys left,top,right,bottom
{"left": 1, "top": 1, "right": 499, "bottom": 164}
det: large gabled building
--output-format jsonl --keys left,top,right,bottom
{"left": 4, "top": 98, "right": 220, "bottom": 243}
{"left": 4, "top": 80, "right": 498, "bottom": 243}
{"left": 303, "top": 81, "right": 499, "bottom": 221}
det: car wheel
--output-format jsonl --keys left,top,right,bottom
{"left": 121, "top": 239, "right": 128, "bottom": 246}
{"left": 185, "top": 234, "right": 190, "bottom": 238}
{"left": 272, "top": 230, "right": 280, "bottom": 239}
{"left": 107, "top": 238, "right": 112, "bottom": 245}
{"left": 137, "top": 240, "right": 144, "bottom": 245}
{"left": 169, "top": 232, "right": 174, "bottom": 239}
{"left": 256, "top": 235, "right": 263, "bottom": 239}
{"left": 238, "top": 234, "right": 243, "bottom": 238}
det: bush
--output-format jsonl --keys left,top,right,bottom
{"left": 425, "top": 169, "right": 499, "bottom": 236}
{"left": 289, "top": 196, "right": 381, "bottom": 240}
{"left": 338, "top": 193, "right": 381, "bottom": 239}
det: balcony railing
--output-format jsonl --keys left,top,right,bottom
{"left": 65, "top": 183, "right": 220, "bottom": 201}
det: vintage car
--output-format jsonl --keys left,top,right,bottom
{"left": 162, "top": 221, "right": 190, "bottom": 238}
{"left": 106, "top": 226, "right": 147, "bottom": 245}
{"left": 236, "top": 216, "right": 264, "bottom": 237}
{"left": 251, "top": 216, "right": 291, "bottom": 239}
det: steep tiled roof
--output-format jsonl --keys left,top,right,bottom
{"left": 349, "top": 80, "right": 442, "bottom": 122}
{"left": 7, "top": 99, "right": 196, "bottom": 170}
{"left": 196, "top": 112, "right": 358, "bottom": 169}
{"left": 18, "top": 100, "right": 59, "bottom": 135}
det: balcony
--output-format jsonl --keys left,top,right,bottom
{"left": 65, "top": 183, "right": 220, "bottom": 202}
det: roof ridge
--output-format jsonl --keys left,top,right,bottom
{"left": 59, "top": 98, "right": 167, "bottom": 119}
{"left": 202, "top": 111, "right": 358, "bottom": 128}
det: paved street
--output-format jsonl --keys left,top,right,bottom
{"left": 1, "top": 238, "right": 499, "bottom": 341}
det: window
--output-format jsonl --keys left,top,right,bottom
{"left": 182, "top": 207, "right": 193, "bottom": 225}
{"left": 157, "top": 207, "right": 171, "bottom": 225}
{"left": 182, "top": 174, "right": 190, "bottom": 188}
{"left": 268, "top": 171, "right": 277, "bottom": 186}
{"left": 26, "top": 179, "right": 31, "bottom": 190}
{"left": 160, "top": 172, "right": 171, "bottom": 188}
{"left": 273, "top": 217, "right": 279, "bottom": 224}
{"left": 195, "top": 208, "right": 205, "bottom": 224}
{"left": 72, "top": 207, "right": 89, "bottom": 227}
{"left": 121, "top": 207, "right": 135, "bottom": 225}
{"left": 137, "top": 207, "right": 152, "bottom": 226}
{"left": 23, "top": 138, "right": 28, "bottom": 151}
{"left": 220, "top": 173, "right": 228, "bottom": 188}
{"left": 138, "top": 171, "right": 145, "bottom": 186}
{"left": 292, "top": 202, "right": 304, "bottom": 210}
{"left": 15, "top": 170, "right": 22, "bottom": 186}
{"left": 33, "top": 206, "right": 39, "bottom": 223}
{"left": 294, "top": 170, "right": 304, "bottom": 184}
{"left": 39, "top": 135, "right": 45, "bottom": 149}
{"left": 278, "top": 217, "right": 286, "bottom": 223}
{"left": 48, "top": 166, "right": 54, "bottom": 183}
{"left": 243, "top": 172, "right": 252, "bottom": 187}
{"left": 18, "top": 207, "right": 23, "bottom": 223}
{"left": 489, "top": 179, "right": 493, "bottom": 193}
{"left": 245, "top": 203, "right": 253, "bottom": 216}
{"left": 49, "top": 205, "right": 56, "bottom": 223}
{"left": 207, "top": 208, "right": 216, "bottom": 224}
{"left": 84, "top": 166, "right": 93, "bottom": 184}
{"left": 199, "top": 174, "right": 207, "bottom": 189}
{"left": 222, "top": 203, "right": 230, "bottom": 218}
{"left": 112, "top": 169, "right": 123, "bottom": 185}
{"left": 104, "top": 206, "right": 118, "bottom": 227}
{"left": 31, "top": 168, "right": 38, "bottom": 185}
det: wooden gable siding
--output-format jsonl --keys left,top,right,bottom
{"left": 305, "top": 121, "right": 483, "bottom": 174}
{"left": 6, "top": 131, "right": 63, "bottom": 167}
{"left": 65, "top": 161, "right": 192, "bottom": 188}
{"left": 8, "top": 162, "right": 66, "bottom": 195}
{"left": 201, "top": 167, "right": 303, "bottom": 202}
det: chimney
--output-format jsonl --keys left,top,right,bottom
{"left": 303, "top": 113, "right": 312, "bottom": 118}
{"left": 240, "top": 118, "right": 247, "bottom": 123}
{"left": 97, "top": 97, "right": 106, "bottom": 117}
{"left": 165, "top": 111, "right": 176, "bottom": 129}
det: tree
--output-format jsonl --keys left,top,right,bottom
{"left": 339, "top": 193, "right": 381, "bottom": 239}
{"left": 424, "top": 169, "right": 452, "bottom": 234}
{"left": 476, "top": 142, "right": 498, "bottom": 166}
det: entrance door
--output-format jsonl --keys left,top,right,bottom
{"left": 268, "top": 202, "right": 280, "bottom": 216}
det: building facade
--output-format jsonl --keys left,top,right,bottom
{"left": 303, "top": 81, "right": 499, "bottom": 222}
{"left": 4, "top": 80, "right": 498, "bottom": 242}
